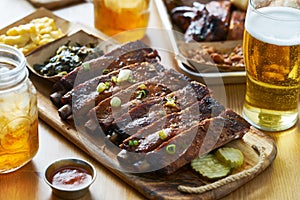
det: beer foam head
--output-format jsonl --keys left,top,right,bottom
{"left": 246, "top": 6, "right": 300, "bottom": 46}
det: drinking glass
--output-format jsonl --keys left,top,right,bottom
{"left": 242, "top": 0, "right": 300, "bottom": 131}
{"left": 0, "top": 44, "right": 39, "bottom": 173}
{"left": 93, "top": 0, "right": 152, "bottom": 43}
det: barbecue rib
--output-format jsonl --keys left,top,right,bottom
{"left": 57, "top": 61, "right": 165, "bottom": 120}
{"left": 120, "top": 96, "right": 225, "bottom": 152}
{"left": 110, "top": 81, "right": 211, "bottom": 145}
{"left": 85, "top": 82, "right": 172, "bottom": 133}
{"left": 50, "top": 40, "right": 252, "bottom": 175}
{"left": 118, "top": 109, "right": 250, "bottom": 174}
{"left": 184, "top": 1, "right": 232, "bottom": 42}
{"left": 169, "top": 1, "right": 246, "bottom": 42}
{"left": 84, "top": 68, "right": 191, "bottom": 133}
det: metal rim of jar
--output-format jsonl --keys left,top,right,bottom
{"left": 0, "top": 44, "right": 28, "bottom": 89}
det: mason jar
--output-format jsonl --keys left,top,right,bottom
{"left": 0, "top": 44, "right": 38, "bottom": 173}
{"left": 94, "top": 0, "right": 152, "bottom": 43}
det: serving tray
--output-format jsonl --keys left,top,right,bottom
{"left": 26, "top": 29, "right": 104, "bottom": 82}
{"left": 0, "top": 7, "right": 108, "bottom": 56}
{"left": 32, "top": 72, "right": 277, "bottom": 199}
{"left": 155, "top": 0, "right": 246, "bottom": 84}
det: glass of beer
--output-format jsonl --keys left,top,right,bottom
{"left": 93, "top": 0, "right": 152, "bottom": 43}
{"left": 242, "top": 0, "right": 300, "bottom": 131}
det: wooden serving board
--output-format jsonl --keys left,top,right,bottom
{"left": 31, "top": 73, "right": 277, "bottom": 200}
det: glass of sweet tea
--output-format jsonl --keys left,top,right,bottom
{"left": 0, "top": 44, "right": 39, "bottom": 173}
{"left": 93, "top": 0, "right": 152, "bottom": 43}
{"left": 242, "top": 0, "right": 300, "bottom": 131}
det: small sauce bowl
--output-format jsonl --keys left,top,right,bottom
{"left": 44, "top": 158, "right": 96, "bottom": 199}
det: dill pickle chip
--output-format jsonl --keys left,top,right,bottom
{"left": 215, "top": 147, "right": 244, "bottom": 169}
{"left": 191, "top": 154, "right": 231, "bottom": 180}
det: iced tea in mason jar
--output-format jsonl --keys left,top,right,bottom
{"left": 0, "top": 44, "right": 38, "bottom": 173}
{"left": 94, "top": 0, "right": 151, "bottom": 42}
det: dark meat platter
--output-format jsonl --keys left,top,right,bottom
{"left": 156, "top": 0, "right": 247, "bottom": 83}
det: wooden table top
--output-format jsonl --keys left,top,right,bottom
{"left": 0, "top": 1, "right": 299, "bottom": 200}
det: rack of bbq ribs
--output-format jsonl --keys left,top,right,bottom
{"left": 50, "top": 40, "right": 251, "bottom": 175}
{"left": 163, "top": 0, "right": 246, "bottom": 42}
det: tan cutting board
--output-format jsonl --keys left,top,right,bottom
{"left": 31, "top": 73, "right": 277, "bottom": 200}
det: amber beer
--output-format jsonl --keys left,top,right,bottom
{"left": 94, "top": 0, "right": 151, "bottom": 42}
{"left": 242, "top": 5, "right": 300, "bottom": 131}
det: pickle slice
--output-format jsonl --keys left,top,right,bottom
{"left": 215, "top": 147, "right": 244, "bottom": 169}
{"left": 191, "top": 154, "right": 231, "bottom": 180}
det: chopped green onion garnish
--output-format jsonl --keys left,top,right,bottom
{"left": 110, "top": 97, "right": 121, "bottom": 107}
{"left": 139, "top": 84, "right": 147, "bottom": 90}
{"left": 103, "top": 69, "right": 110, "bottom": 74}
{"left": 166, "top": 144, "right": 176, "bottom": 154}
{"left": 82, "top": 63, "right": 90, "bottom": 71}
{"left": 128, "top": 140, "right": 134, "bottom": 146}
{"left": 117, "top": 69, "right": 132, "bottom": 83}
{"left": 96, "top": 82, "right": 111, "bottom": 93}
{"left": 128, "top": 77, "right": 136, "bottom": 84}
{"left": 137, "top": 92, "right": 142, "bottom": 99}
{"left": 128, "top": 139, "right": 139, "bottom": 146}
{"left": 165, "top": 97, "right": 176, "bottom": 107}
{"left": 133, "top": 140, "right": 139, "bottom": 146}
{"left": 97, "top": 82, "right": 108, "bottom": 93}
{"left": 158, "top": 129, "right": 167, "bottom": 140}
{"left": 111, "top": 76, "right": 117, "bottom": 83}
{"left": 159, "top": 110, "right": 166, "bottom": 116}
{"left": 136, "top": 89, "right": 147, "bottom": 99}
{"left": 104, "top": 82, "right": 111, "bottom": 87}
{"left": 170, "top": 123, "right": 178, "bottom": 128}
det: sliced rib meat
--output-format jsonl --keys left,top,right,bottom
{"left": 130, "top": 109, "right": 250, "bottom": 174}
{"left": 51, "top": 40, "right": 160, "bottom": 104}
{"left": 84, "top": 69, "right": 191, "bottom": 133}
{"left": 120, "top": 96, "right": 225, "bottom": 153}
{"left": 57, "top": 61, "right": 165, "bottom": 120}
{"left": 111, "top": 82, "right": 211, "bottom": 146}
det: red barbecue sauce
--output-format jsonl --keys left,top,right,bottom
{"left": 50, "top": 166, "right": 93, "bottom": 190}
